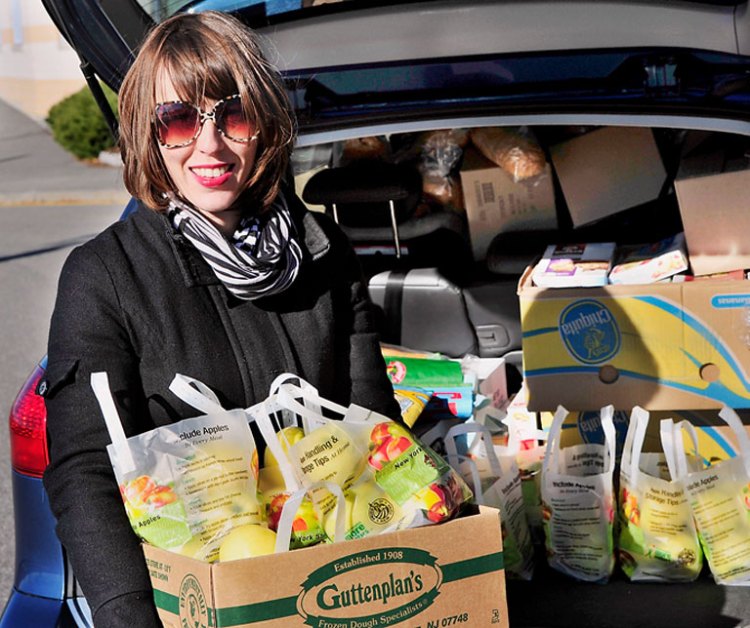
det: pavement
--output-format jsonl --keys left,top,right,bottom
{"left": 0, "top": 98, "right": 129, "bottom": 207}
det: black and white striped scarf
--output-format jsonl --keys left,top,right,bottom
{"left": 168, "top": 194, "right": 302, "bottom": 300}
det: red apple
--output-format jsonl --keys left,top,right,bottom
{"left": 145, "top": 485, "right": 177, "bottom": 508}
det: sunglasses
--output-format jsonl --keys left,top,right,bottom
{"left": 154, "top": 94, "right": 258, "bottom": 148}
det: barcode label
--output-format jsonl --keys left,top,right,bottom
{"left": 481, "top": 182, "right": 495, "bottom": 204}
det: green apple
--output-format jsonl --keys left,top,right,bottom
{"left": 322, "top": 492, "right": 355, "bottom": 542}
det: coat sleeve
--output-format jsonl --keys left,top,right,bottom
{"left": 42, "top": 245, "right": 161, "bottom": 627}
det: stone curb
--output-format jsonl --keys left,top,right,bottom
{"left": 0, "top": 189, "right": 131, "bottom": 207}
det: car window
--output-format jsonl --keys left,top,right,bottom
{"left": 132, "top": 0, "right": 426, "bottom": 24}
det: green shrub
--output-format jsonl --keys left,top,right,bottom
{"left": 46, "top": 84, "right": 118, "bottom": 160}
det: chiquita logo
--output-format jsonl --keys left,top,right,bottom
{"left": 559, "top": 299, "right": 621, "bottom": 365}
{"left": 296, "top": 548, "right": 442, "bottom": 627}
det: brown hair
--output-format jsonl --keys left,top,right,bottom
{"left": 118, "top": 11, "right": 296, "bottom": 211}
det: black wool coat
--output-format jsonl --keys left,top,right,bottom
{"left": 42, "top": 196, "right": 399, "bottom": 627}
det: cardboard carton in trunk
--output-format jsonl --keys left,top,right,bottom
{"left": 460, "top": 147, "right": 556, "bottom": 261}
{"left": 144, "top": 506, "right": 507, "bottom": 628}
{"left": 548, "top": 126, "right": 667, "bottom": 228}
{"left": 518, "top": 266, "right": 750, "bottom": 411}
{"left": 674, "top": 148, "right": 750, "bottom": 276}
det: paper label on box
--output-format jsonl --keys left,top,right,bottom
{"left": 460, "top": 150, "right": 556, "bottom": 260}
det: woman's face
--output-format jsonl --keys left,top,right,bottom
{"left": 156, "top": 73, "right": 258, "bottom": 234}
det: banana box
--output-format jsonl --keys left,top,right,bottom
{"left": 519, "top": 266, "right": 750, "bottom": 411}
{"left": 549, "top": 408, "right": 750, "bottom": 464}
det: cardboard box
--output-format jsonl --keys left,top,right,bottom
{"left": 674, "top": 149, "right": 750, "bottom": 276}
{"left": 460, "top": 147, "right": 556, "bottom": 261}
{"left": 144, "top": 506, "right": 507, "bottom": 628}
{"left": 553, "top": 408, "right": 750, "bottom": 465}
{"left": 518, "top": 267, "right": 750, "bottom": 411}
{"left": 548, "top": 127, "right": 667, "bottom": 227}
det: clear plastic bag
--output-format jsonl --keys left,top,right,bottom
{"left": 93, "top": 373, "right": 261, "bottom": 562}
{"left": 618, "top": 407, "right": 703, "bottom": 582}
{"left": 469, "top": 126, "right": 547, "bottom": 182}
{"left": 541, "top": 405, "right": 616, "bottom": 582}
{"left": 664, "top": 407, "right": 750, "bottom": 585}
{"left": 249, "top": 375, "right": 473, "bottom": 543}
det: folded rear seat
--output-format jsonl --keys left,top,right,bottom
{"left": 368, "top": 268, "right": 521, "bottom": 359}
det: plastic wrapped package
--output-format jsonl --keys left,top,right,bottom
{"left": 469, "top": 126, "right": 547, "bottom": 182}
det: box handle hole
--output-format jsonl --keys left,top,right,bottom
{"left": 700, "top": 363, "right": 720, "bottom": 382}
{"left": 598, "top": 364, "right": 619, "bottom": 384}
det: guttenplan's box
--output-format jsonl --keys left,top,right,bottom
{"left": 518, "top": 267, "right": 750, "bottom": 411}
{"left": 144, "top": 506, "right": 507, "bottom": 628}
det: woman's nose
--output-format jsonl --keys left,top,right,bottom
{"left": 194, "top": 118, "right": 224, "bottom": 153}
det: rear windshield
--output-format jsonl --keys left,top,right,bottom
{"left": 131, "top": 0, "right": 749, "bottom": 23}
{"left": 133, "top": 0, "right": 421, "bottom": 24}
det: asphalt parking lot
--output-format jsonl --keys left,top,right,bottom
{"left": 0, "top": 98, "right": 127, "bottom": 607}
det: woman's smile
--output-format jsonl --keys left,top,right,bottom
{"left": 190, "top": 163, "right": 235, "bottom": 187}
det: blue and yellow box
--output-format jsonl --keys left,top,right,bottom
{"left": 519, "top": 267, "right": 750, "bottom": 411}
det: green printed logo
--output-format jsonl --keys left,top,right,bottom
{"left": 179, "top": 574, "right": 209, "bottom": 628}
{"left": 297, "top": 548, "right": 442, "bottom": 627}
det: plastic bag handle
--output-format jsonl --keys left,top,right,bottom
{"left": 91, "top": 372, "right": 135, "bottom": 474}
{"left": 275, "top": 481, "right": 346, "bottom": 553}
{"left": 542, "top": 405, "right": 569, "bottom": 475}
{"left": 169, "top": 374, "right": 225, "bottom": 415}
{"left": 444, "top": 423, "right": 503, "bottom": 478}
{"left": 276, "top": 383, "right": 350, "bottom": 430}
{"left": 659, "top": 417, "right": 700, "bottom": 481}
{"left": 660, "top": 418, "right": 679, "bottom": 480}
{"left": 663, "top": 419, "right": 701, "bottom": 480}
{"left": 247, "top": 399, "right": 300, "bottom": 491}
{"left": 600, "top": 405, "right": 617, "bottom": 473}
{"left": 621, "top": 406, "right": 646, "bottom": 488}
{"left": 718, "top": 406, "right": 750, "bottom": 476}
{"left": 268, "top": 373, "right": 322, "bottom": 418}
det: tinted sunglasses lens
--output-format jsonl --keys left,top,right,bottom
{"left": 216, "top": 98, "right": 254, "bottom": 141}
{"left": 155, "top": 102, "right": 199, "bottom": 146}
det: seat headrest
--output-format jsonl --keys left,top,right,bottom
{"left": 303, "top": 161, "right": 422, "bottom": 228}
{"left": 303, "top": 161, "right": 421, "bottom": 204}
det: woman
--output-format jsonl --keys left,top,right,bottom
{"left": 42, "top": 11, "right": 398, "bottom": 627}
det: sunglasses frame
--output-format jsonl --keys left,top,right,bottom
{"left": 154, "top": 93, "right": 258, "bottom": 149}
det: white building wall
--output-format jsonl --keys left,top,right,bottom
{"left": 0, "top": 0, "right": 85, "bottom": 121}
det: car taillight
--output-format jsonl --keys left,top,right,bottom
{"left": 9, "top": 363, "right": 49, "bottom": 478}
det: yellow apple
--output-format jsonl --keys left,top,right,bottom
{"left": 263, "top": 426, "right": 305, "bottom": 468}
{"left": 294, "top": 423, "right": 366, "bottom": 487}
{"left": 322, "top": 492, "right": 355, "bottom": 542}
{"left": 174, "top": 536, "right": 219, "bottom": 563}
{"left": 351, "top": 479, "right": 402, "bottom": 535}
{"left": 218, "top": 524, "right": 277, "bottom": 562}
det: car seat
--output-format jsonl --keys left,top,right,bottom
{"left": 302, "top": 160, "right": 472, "bottom": 277}
{"left": 368, "top": 267, "right": 522, "bottom": 359}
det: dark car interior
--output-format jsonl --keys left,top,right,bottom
{"left": 295, "top": 124, "right": 708, "bottom": 360}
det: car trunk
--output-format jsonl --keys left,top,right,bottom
{"left": 291, "top": 119, "right": 750, "bottom": 626}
